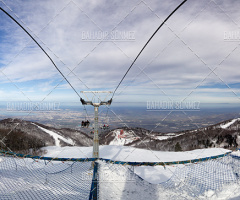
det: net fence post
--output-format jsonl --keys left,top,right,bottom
{"left": 89, "top": 161, "right": 99, "bottom": 200}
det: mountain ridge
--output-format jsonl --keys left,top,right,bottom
{"left": 0, "top": 118, "right": 240, "bottom": 153}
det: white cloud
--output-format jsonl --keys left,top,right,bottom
{"left": 0, "top": 0, "right": 239, "bottom": 103}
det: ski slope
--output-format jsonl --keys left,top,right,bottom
{"left": 0, "top": 145, "right": 239, "bottom": 199}
{"left": 220, "top": 118, "right": 240, "bottom": 129}
{"left": 42, "top": 145, "right": 230, "bottom": 184}
{"left": 42, "top": 145, "right": 229, "bottom": 162}
{"left": 33, "top": 123, "right": 75, "bottom": 146}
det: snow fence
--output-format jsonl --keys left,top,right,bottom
{"left": 0, "top": 150, "right": 240, "bottom": 199}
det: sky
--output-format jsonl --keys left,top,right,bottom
{"left": 0, "top": 0, "right": 240, "bottom": 106}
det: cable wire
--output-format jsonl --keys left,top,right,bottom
{"left": 0, "top": 7, "right": 90, "bottom": 119}
{"left": 1, "top": 1, "right": 187, "bottom": 115}
{"left": 112, "top": 0, "right": 188, "bottom": 99}
{"left": 0, "top": 7, "right": 80, "bottom": 98}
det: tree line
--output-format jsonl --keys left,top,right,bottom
{"left": 0, "top": 128, "right": 45, "bottom": 153}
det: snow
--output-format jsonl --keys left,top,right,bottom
{"left": 189, "top": 129, "right": 198, "bottom": 133}
{"left": 153, "top": 133, "right": 177, "bottom": 141}
{"left": 155, "top": 133, "right": 185, "bottom": 140}
{"left": 230, "top": 150, "right": 240, "bottom": 157}
{"left": 0, "top": 144, "right": 237, "bottom": 199}
{"left": 33, "top": 124, "right": 75, "bottom": 146}
{"left": 109, "top": 129, "right": 138, "bottom": 145}
{"left": 155, "top": 136, "right": 171, "bottom": 140}
{"left": 42, "top": 145, "right": 230, "bottom": 162}
{"left": 0, "top": 156, "right": 92, "bottom": 199}
{"left": 42, "top": 145, "right": 230, "bottom": 184}
{"left": 110, "top": 129, "right": 186, "bottom": 143}
{"left": 165, "top": 133, "right": 176, "bottom": 136}
{"left": 202, "top": 183, "right": 240, "bottom": 200}
{"left": 220, "top": 118, "right": 240, "bottom": 129}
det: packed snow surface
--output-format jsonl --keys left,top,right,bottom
{"left": 42, "top": 145, "right": 230, "bottom": 184}
{"left": 0, "top": 145, "right": 237, "bottom": 199}
{"left": 43, "top": 145, "right": 230, "bottom": 162}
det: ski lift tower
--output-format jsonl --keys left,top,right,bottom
{"left": 80, "top": 91, "right": 112, "bottom": 158}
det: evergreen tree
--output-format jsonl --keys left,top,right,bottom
{"left": 175, "top": 142, "right": 182, "bottom": 152}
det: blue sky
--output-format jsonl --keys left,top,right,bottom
{"left": 0, "top": 0, "right": 240, "bottom": 105}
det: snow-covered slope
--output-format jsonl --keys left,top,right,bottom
{"left": 42, "top": 145, "right": 230, "bottom": 184}
{"left": 109, "top": 129, "right": 139, "bottom": 145}
{"left": 33, "top": 124, "right": 75, "bottom": 146}
{"left": 2, "top": 117, "right": 240, "bottom": 153}
{"left": 108, "top": 129, "right": 184, "bottom": 145}
{"left": 104, "top": 118, "right": 240, "bottom": 151}
{"left": 0, "top": 145, "right": 238, "bottom": 199}
{"left": 0, "top": 118, "right": 93, "bottom": 152}
{"left": 43, "top": 145, "right": 229, "bottom": 162}
{"left": 220, "top": 118, "right": 240, "bottom": 129}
